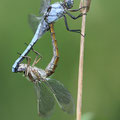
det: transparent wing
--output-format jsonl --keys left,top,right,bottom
{"left": 45, "top": 79, "right": 75, "bottom": 114}
{"left": 39, "top": 0, "right": 51, "bottom": 14}
{"left": 28, "top": 14, "right": 42, "bottom": 33}
{"left": 34, "top": 81, "right": 55, "bottom": 117}
{"left": 28, "top": 0, "right": 51, "bottom": 33}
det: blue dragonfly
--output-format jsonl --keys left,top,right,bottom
{"left": 17, "top": 26, "right": 74, "bottom": 116}
{"left": 12, "top": 0, "right": 87, "bottom": 72}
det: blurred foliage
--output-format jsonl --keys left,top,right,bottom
{"left": 82, "top": 113, "right": 94, "bottom": 120}
{"left": 0, "top": 0, "right": 120, "bottom": 120}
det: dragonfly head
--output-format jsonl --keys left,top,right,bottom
{"left": 17, "top": 63, "right": 27, "bottom": 73}
{"left": 64, "top": 0, "right": 74, "bottom": 9}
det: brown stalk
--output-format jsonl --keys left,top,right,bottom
{"left": 76, "top": 1, "right": 91, "bottom": 120}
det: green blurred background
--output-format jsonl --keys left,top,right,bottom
{"left": 0, "top": 0, "right": 120, "bottom": 120}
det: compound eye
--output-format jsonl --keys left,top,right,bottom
{"left": 66, "top": 1, "right": 73, "bottom": 9}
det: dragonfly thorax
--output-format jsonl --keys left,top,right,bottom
{"left": 64, "top": 0, "right": 74, "bottom": 9}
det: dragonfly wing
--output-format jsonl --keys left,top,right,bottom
{"left": 34, "top": 81, "right": 55, "bottom": 117}
{"left": 28, "top": 14, "right": 42, "bottom": 33}
{"left": 39, "top": 0, "right": 51, "bottom": 14}
{"left": 28, "top": 0, "right": 51, "bottom": 34}
{"left": 45, "top": 79, "right": 75, "bottom": 114}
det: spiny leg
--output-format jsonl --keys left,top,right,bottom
{"left": 17, "top": 52, "right": 31, "bottom": 76}
{"left": 45, "top": 23, "right": 59, "bottom": 77}
{"left": 17, "top": 52, "right": 31, "bottom": 66}
{"left": 67, "top": 6, "right": 88, "bottom": 12}
{"left": 24, "top": 42, "right": 42, "bottom": 58}
{"left": 63, "top": 15, "right": 85, "bottom": 37}
{"left": 66, "top": 12, "right": 87, "bottom": 20}
{"left": 24, "top": 43, "right": 42, "bottom": 66}
{"left": 32, "top": 55, "right": 41, "bottom": 67}
{"left": 32, "top": 50, "right": 42, "bottom": 66}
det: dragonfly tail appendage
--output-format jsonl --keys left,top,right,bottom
{"left": 45, "top": 23, "right": 59, "bottom": 77}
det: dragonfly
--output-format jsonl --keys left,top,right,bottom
{"left": 12, "top": 0, "right": 87, "bottom": 72}
{"left": 17, "top": 27, "right": 74, "bottom": 116}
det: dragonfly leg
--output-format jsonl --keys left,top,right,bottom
{"left": 32, "top": 50, "right": 42, "bottom": 66}
{"left": 66, "top": 12, "right": 87, "bottom": 20}
{"left": 25, "top": 43, "right": 42, "bottom": 66}
{"left": 63, "top": 15, "right": 85, "bottom": 37}
{"left": 25, "top": 42, "right": 42, "bottom": 58}
{"left": 31, "top": 48, "right": 42, "bottom": 66}
{"left": 17, "top": 52, "right": 31, "bottom": 66}
{"left": 17, "top": 52, "right": 31, "bottom": 76}
{"left": 45, "top": 23, "right": 59, "bottom": 77}
{"left": 67, "top": 6, "right": 88, "bottom": 12}
{"left": 32, "top": 56, "right": 41, "bottom": 67}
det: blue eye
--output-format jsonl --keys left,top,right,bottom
{"left": 65, "top": 1, "right": 73, "bottom": 9}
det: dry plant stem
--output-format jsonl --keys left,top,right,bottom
{"left": 76, "top": 8, "right": 87, "bottom": 120}
{"left": 76, "top": 0, "right": 91, "bottom": 120}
